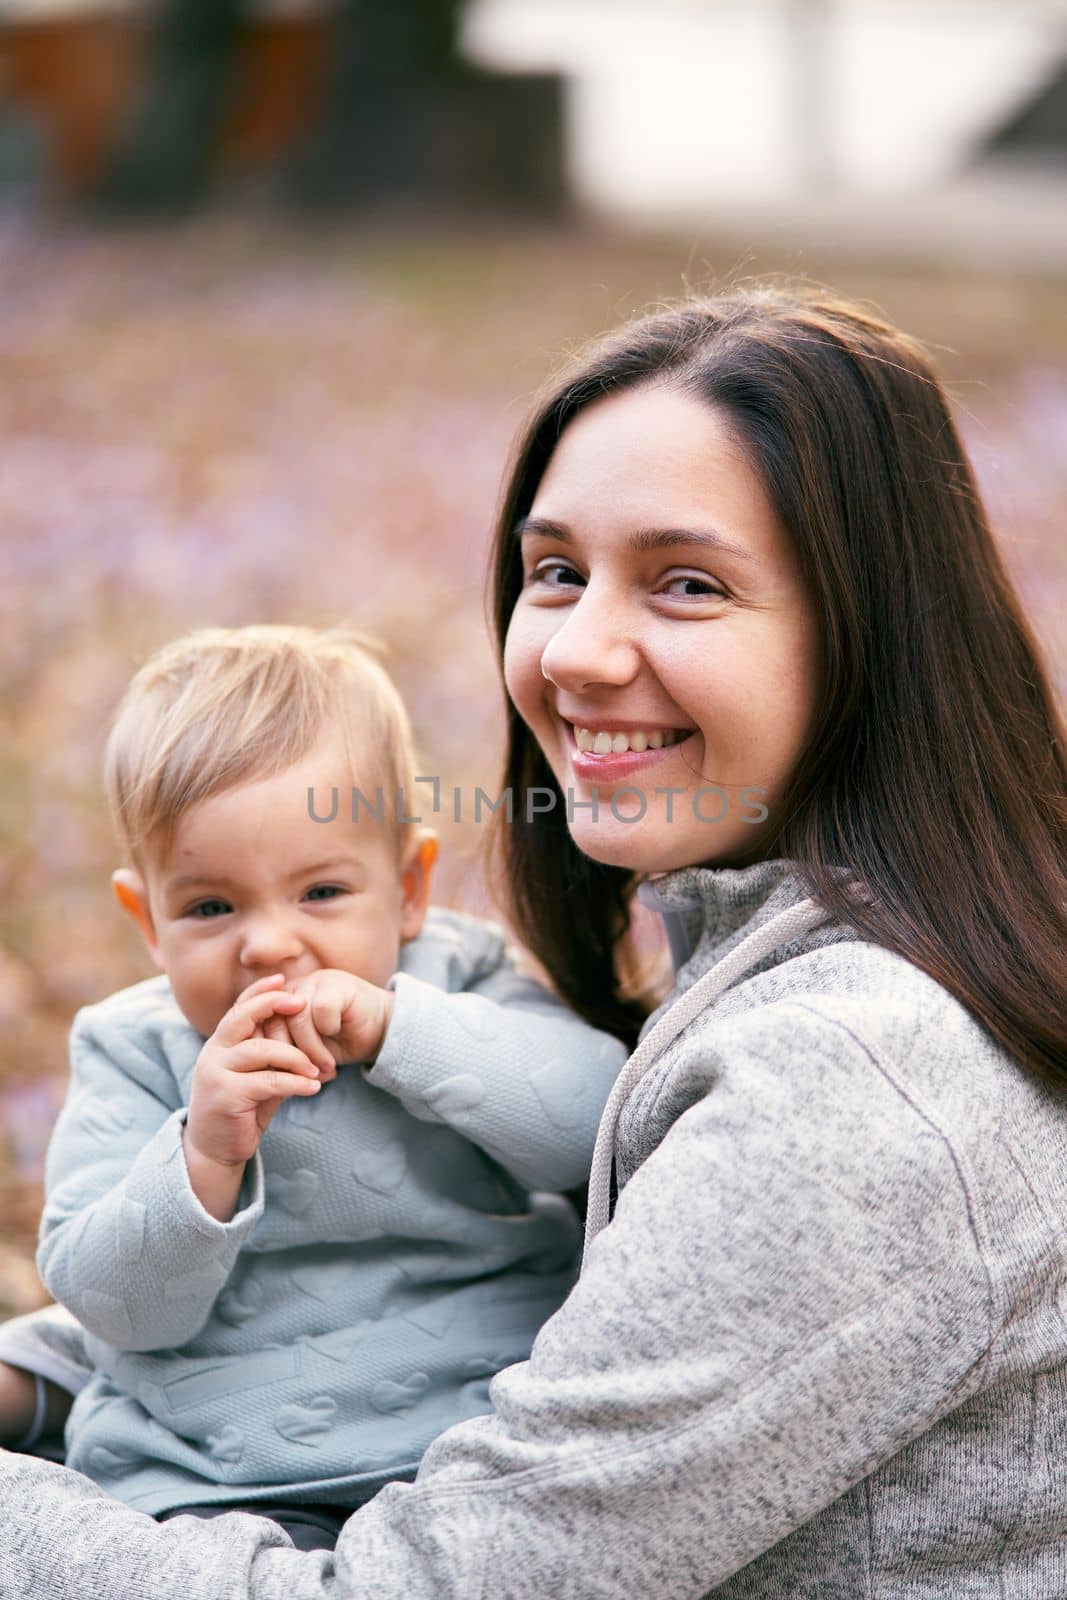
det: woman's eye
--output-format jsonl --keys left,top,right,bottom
{"left": 304, "top": 884, "right": 345, "bottom": 902}
{"left": 530, "top": 560, "right": 585, "bottom": 588}
{"left": 187, "top": 899, "right": 231, "bottom": 919}
{"left": 661, "top": 574, "right": 726, "bottom": 600}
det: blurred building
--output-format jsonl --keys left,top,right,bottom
{"left": 0, "top": 0, "right": 564, "bottom": 211}
{"left": 1, "top": 0, "right": 1065, "bottom": 251}
{"left": 462, "top": 0, "right": 1067, "bottom": 269}
{"left": 0, "top": 0, "right": 334, "bottom": 201}
{"left": 466, "top": 0, "right": 1067, "bottom": 207}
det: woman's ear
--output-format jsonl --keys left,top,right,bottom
{"left": 398, "top": 830, "right": 438, "bottom": 942}
{"left": 112, "top": 868, "right": 164, "bottom": 969}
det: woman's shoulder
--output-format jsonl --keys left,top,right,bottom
{"left": 625, "top": 925, "right": 1065, "bottom": 1197}
{"left": 677, "top": 932, "right": 1043, "bottom": 1145}
{"left": 615, "top": 930, "right": 1067, "bottom": 1395}
{"left": 728, "top": 933, "right": 1008, "bottom": 1087}
{"left": 632, "top": 860, "right": 1059, "bottom": 1177}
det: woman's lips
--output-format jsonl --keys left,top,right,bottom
{"left": 565, "top": 725, "right": 696, "bottom": 785}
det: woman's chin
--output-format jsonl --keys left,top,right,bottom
{"left": 566, "top": 800, "right": 777, "bottom": 876}
{"left": 566, "top": 817, "right": 751, "bottom": 876}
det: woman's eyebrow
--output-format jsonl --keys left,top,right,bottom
{"left": 513, "top": 515, "right": 570, "bottom": 542}
{"left": 514, "top": 515, "right": 756, "bottom": 563}
{"left": 631, "top": 526, "right": 756, "bottom": 563}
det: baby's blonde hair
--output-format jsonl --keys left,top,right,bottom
{"left": 105, "top": 624, "right": 420, "bottom": 869}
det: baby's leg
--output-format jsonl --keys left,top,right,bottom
{"left": 0, "top": 1362, "right": 72, "bottom": 1449}
{"left": 0, "top": 1304, "right": 89, "bottom": 1453}
{"left": 0, "top": 1360, "right": 38, "bottom": 1442}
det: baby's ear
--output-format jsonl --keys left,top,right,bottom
{"left": 399, "top": 830, "right": 437, "bottom": 942}
{"left": 112, "top": 869, "right": 163, "bottom": 969}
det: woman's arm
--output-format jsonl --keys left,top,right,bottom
{"left": 0, "top": 1002, "right": 995, "bottom": 1599}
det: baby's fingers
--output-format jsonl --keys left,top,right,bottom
{"left": 224, "top": 1038, "right": 321, "bottom": 1079}
{"left": 283, "top": 1003, "right": 337, "bottom": 1076}
{"left": 217, "top": 988, "right": 308, "bottom": 1045}
{"left": 233, "top": 974, "right": 287, "bottom": 1005}
{"left": 237, "top": 1068, "right": 323, "bottom": 1104}
{"left": 261, "top": 1012, "right": 295, "bottom": 1049}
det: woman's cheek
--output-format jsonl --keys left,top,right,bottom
{"left": 502, "top": 610, "right": 544, "bottom": 727}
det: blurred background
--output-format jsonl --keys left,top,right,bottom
{"left": 0, "top": 0, "right": 1065, "bottom": 1315}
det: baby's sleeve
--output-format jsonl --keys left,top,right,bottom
{"left": 36, "top": 997, "right": 264, "bottom": 1353}
{"left": 365, "top": 917, "right": 628, "bottom": 1192}
{"left": 0, "top": 1303, "right": 91, "bottom": 1399}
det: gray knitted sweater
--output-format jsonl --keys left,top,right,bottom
{"left": 2, "top": 858, "right": 1066, "bottom": 1598}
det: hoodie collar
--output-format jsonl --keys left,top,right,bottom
{"left": 638, "top": 858, "right": 815, "bottom": 972}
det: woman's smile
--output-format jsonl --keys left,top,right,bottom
{"left": 564, "top": 719, "right": 698, "bottom": 785}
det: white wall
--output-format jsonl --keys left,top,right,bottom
{"left": 464, "top": 0, "right": 1067, "bottom": 216}
{"left": 831, "top": 8, "right": 1063, "bottom": 187}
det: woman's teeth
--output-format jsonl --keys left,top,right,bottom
{"left": 573, "top": 727, "right": 687, "bottom": 755}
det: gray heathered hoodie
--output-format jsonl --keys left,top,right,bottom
{"left": 2, "top": 858, "right": 1066, "bottom": 1598}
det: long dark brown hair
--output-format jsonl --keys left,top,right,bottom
{"left": 488, "top": 287, "right": 1067, "bottom": 1079}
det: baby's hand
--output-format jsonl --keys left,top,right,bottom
{"left": 186, "top": 976, "right": 323, "bottom": 1173}
{"left": 262, "top": 969, "right": 395, "bottom": 1074}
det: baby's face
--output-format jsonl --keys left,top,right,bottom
{"left": 137, "top": 738, "right": 420, "bottom": 1039}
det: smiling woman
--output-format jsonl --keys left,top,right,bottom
{"left": 492, "top": 289, "right": 1067, "bottom": 1075}
{"left": 504, "top": 386, "right": 819, "bottom": 875}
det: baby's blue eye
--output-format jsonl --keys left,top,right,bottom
{"left": 188, "top": 899, "right": 231, "bottom": 919}
{"left": 305, "top": 885, "right": 344, "bottom": 902}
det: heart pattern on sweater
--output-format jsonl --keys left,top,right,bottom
{"left": 275, "top": 1395, "right": 337, "bottom": 1445}
{"left": 420, "top": 1074, "right": 486, "bottom": 1119}
{"left": 85, "top": 1443, "right": 137, "bottom": 1477}
{"left": 463, "top": 1354, "right": 509, "bottom": 1378}
{"left": 529, "top": 1057, "right": 587, "bottom": 1130}
{"left": 164, "top": 1259, "right": 229, "bottom": 1302}
{"left": 81, "top": 1289, "right": 133, "bottom": 1347}
{"left": 216, "top": 1277, "right": 263, "bottom": 1327}
{"left": 290, "top": 1263, "right": 338, "bottom": 1305}
{"left": 396, "top": 1245, "right": 459, "bottom": 1284}
{"left": 284, "top": 1094, "right": 325, "bottom": 1132}
{"left": 115, "top": 1198, "right": 147, "bottom": 1262}
{"left": 370, "top": 1371, "right": 430, "bottom": 1415}
{"left": 351, "top": 1139, "right": 407, "bottom": 1194}
{"left": 206, "top": 1424, "right": 244, "bottom": 1463}
{"left": 444, "top": 996, "right": 499, "bottom": 1042}
{"left": 273, "top": 1168, "right": 319, "bottom": 1215}
{"left": 303, "top": 1324, "right": 372, "bottom": 1365}
{"left": 403, "top": 1296, "right": 459, "bottom": 1339}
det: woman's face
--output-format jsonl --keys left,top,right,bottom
{"left": 503, "top": 383, "right": 820, "bottom": 875}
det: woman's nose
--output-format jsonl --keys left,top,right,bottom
{"left": 538, "top": 585, "right": 641, "bottom": 693}
{"left": 239, "top": 912, "right": 303, "bottom": 969}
